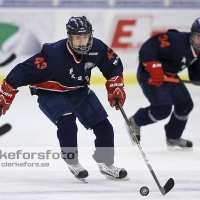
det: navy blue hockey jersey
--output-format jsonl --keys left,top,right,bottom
{"left": 6, "top": 38, "right": 123, "bottom": 93}
{"left": 139, "top": 29, "right": 200, "bottom": 80}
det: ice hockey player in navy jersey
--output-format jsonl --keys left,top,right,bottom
{"left": 128, "top": 18, "right": 200, "bottom": 149}
{"left": 0, "top": 16, "right": 127, "bottom": 182}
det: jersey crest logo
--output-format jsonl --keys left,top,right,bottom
{"left": 84, "top": 62, "right": 95, "bottom": 72}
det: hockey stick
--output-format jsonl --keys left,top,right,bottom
{"left": 164, "top": 77, "right": 200, "bottom": 85}
{"left": 0, "top": 106, "right": 12, "bottom": 136}
{"left": 116, "top": 100, "right": 174, "bottom": 195}
{"left": 0, "top": 123, "right": 12, "bottom": 136}
{"left": 0, "top": 53, "right": 16, "bottom": 67}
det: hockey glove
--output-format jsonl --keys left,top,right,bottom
{"left": 105, "top": 76, "right": 126, "bottom": 110}
{"left": 143, "top": 61, "right": 164, "bottom": 87}
{"left": 0, "top": 80, "right": 18, "bottom": 116}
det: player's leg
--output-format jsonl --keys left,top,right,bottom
{"left": 92, "top": 118, "right": 127, "bottom": 179}
{"left": 73, "top": 88, "right": 128, "bottom": 179}
{"left": 37, "top": 93, "right": 88, "bottom": 179}
{"left": 131, "top": 105, "right": 172, "bottom": 141}
{"left": 165, "top": 85, "right": 194, "bottom": 148}
{"left": 128, "top": 64, "right": 173, "bottom": 141}
{"left": 92, "top": 118, "right": 114, "bottom": 165}
{"left": 56, "top": 114, "right": 89, "bottom": 178}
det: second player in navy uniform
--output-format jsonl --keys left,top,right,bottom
{"left": 0, "top": 16, "right": 127, "bottom": 182}
{"left": 128, "top": 18, "right": 200, "bottom": 148}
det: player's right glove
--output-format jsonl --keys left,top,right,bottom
{"left": 0, "top": 80, "right": 18, "bottom": 116}
{"left": 143, "top": 61, "right": 164, "bottom": 87}
{"left": 105, "top": 76, "right": 126, "bottom": 110}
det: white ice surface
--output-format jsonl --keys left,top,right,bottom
{"left": 0, "top": 84, "right": 200, "bottom": 200}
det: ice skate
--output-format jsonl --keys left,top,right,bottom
{"left": 126, "top": 116, "right": 140, "bottom": 143}
{"left": 92, "top": 155, "right": 129, "bottom": 180}
{"left": 68, "top": 161, "right": 89, "bottom": 183}
{"left": 166, "top": 138, "right": 193, "bottom": 150}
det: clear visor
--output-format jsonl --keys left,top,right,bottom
{"left": 190, "top": 32, "right": 200, "bottom": 52}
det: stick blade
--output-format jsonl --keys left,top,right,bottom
{"left": 0, "top": 53, "right": 16, "bottom": 67}
{"left": 0, "top": 123, "right": 12, "bottom": 136}
{"left": 163, "top": 178, "right": 175, "bottom": 195}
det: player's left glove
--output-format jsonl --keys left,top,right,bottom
{"left": 0, "top": 80, "right": 18, "bottom": 116}
{"left": 105, "top": 76, "right": 126, "bottom": 110}
{"left": 143, "top": 61, "right": 164, "bottom": 87}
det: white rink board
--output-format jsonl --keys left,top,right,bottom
{"left": 0, "top": 8, "right": 200, "bottom": 76}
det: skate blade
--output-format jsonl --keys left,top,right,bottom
{"left": 105, "top": 175, "right": 130, "bottom": 181}
{"left": 167, "top": 146, "right": 193, "bottom": 151}
{"left": 75, "top": 176, "right": 88, "bottom": 184}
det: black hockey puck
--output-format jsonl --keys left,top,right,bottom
{"left": 140, "top": 186, "right": 149, "bottom": 196}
